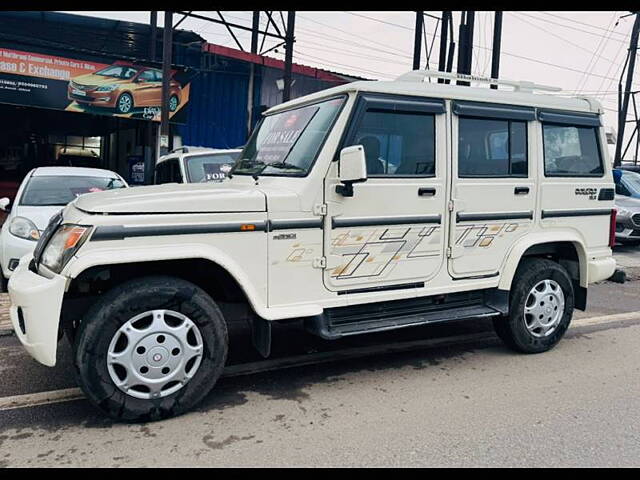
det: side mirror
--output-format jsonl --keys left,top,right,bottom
{"left": 0, "top": 197, "right": 9, "bottom": 211}
{"left": 337, "top": 145, "right": 368, "bottom": 197}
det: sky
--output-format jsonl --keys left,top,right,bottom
{"left": 62, "top": 10, "right": 639, "bottom": 138}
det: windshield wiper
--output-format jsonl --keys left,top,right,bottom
{"left": 261, "top": 161, "right": 304, "bottom": 172}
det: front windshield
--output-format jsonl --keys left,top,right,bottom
{"left": 232, "top": 96, "right": 346, "bottom": 176}
{"left": 185, "top": 152, "right": 241, "bottom": 183}
{"left": 95, "top": 65, "right": 138, "bottom": 79}
{"left": 20, "top": 176, "right": 126, "bottom": 206}
{"left": 621, "top": 170, "right": 640, "bottom": 197}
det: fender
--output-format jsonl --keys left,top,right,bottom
{"left": 64, "top": 242, "right": 322, "bottom": 321}
{"left": 498, "top": 230, "right": 589, "bottom": 291}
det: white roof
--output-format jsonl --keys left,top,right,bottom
{"left": 158, "top": 148, "right": 242, "bottom": 163}
{"left": 31, "top": 166, "right": 121, "bottom": 177}
{"left": 267, "top": 76, "right": 602, "bottom": 116}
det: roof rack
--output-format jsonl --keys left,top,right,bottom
{"left": 395, "top": 69, "right": 562, "bottom": 93}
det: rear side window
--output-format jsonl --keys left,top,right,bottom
{"left": 458, "top": 118, "right": 527, "bottom": 177}
{"left": 542, "top": 124, "right": 603, "bottom": 177}
{"left": 155, "top": 159, "right": 182, "bottom": 184}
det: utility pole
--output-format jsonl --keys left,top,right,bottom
{"left": 413, "top": 11, "right": 424, "bottom": 70}
{"left": 145, "top": 11, "right": 158, "bottom": 185}
{"left": 490, "top": 11, "right": 503, "bottom": 89}
{"left": 438, "top": 11, "right": 450, "bottom": 82}
{"left": 282, "top": 11, "right": 295, "bottom": 103}
{"left": 246, "top": 11, "right": 259, "bottom": 137}
{"left": 615, "top": 12, "right": 640, "bottom": 167}
{"left": 456, "top": 11, "right": 475, "bottom": 86}
{"left": 160, "top": 11, "right": 173, "bottom": 152}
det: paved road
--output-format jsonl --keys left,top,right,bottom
{"left": 0, "top": 278, "right": 639, "bottom": 467}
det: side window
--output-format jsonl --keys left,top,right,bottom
{"left": 138, "top": 70, "right": 155, "bottom": 82}
{"left": 346, "top": 109, "right": 436, "bottom": 177}
{"left": 542, "top": 124, "right": 604, "bottom": 176}
{"left": 155, "top": 160, "right": 182, "bottom": 184}
{"left": 458, "top": 117, "right": 528, "bottom": 177}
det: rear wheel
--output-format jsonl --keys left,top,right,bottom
{"left": 73, "top": 275, "right": 228, "bottom": 422}
{"left": 493, "top": 258, "right": 574, "bottom": 354}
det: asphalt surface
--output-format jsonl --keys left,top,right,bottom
{"left": 0, "top": 276, "right": 639, "bottom": 467}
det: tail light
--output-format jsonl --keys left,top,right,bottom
{"left": 609, "top": 208, "right": 617, "bottom": 248}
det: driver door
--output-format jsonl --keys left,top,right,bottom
{"left": 323, "top": 93, "right": 448, "bottom": 293}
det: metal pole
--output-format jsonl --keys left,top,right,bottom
{"left": 615, "top": 12, "right": 640, "bottom": 167}
{"left": 490, "top": 11, "right": 502, "bottom": 89}
{"left": 466, "top": 11, "right": 475, "bottom": 75}
{"left": 160, "top": 11, "right": 173, "bottom": 144}
{"left": 457, "top": 12, "right": 469, "bottom": 86}
{"left": 283, "top": 11, "right": 295, "bottom": 103}
{"left": 247, "top": 11, "right": 259, "bottom": 137}
{"left": 146, "top": 11, "right": 158, "bottom": 185}
{"left": 438, "top": 11, "right": 450, "bottom": 82}
{"left": 413, "top": 11, "right": 423, "bottom": 70}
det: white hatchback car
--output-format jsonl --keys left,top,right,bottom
{"left": 0, "top": 167, "right": 127, "bottom": 291}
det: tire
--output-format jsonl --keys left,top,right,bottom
{"left": 168, "top": 94, "right": 179, "bottom": 112}
{"left": 73, "top": 275, "right": 228, "bottom": 422}
{"left": 493, "top": 258, "right": 574, "bottom": 354}
{"left": 116, "top": 92, "right": 133, "bottom": 114}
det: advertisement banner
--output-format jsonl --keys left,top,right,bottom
{"left": 0, "top": 46, "right": 190, "bottom": 122}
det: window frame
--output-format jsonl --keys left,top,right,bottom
{"left": 541, "top": 121, "right": 605, "bottom": 178}
{"left": 457, "top": 115, "right": 529, "bottom": 179}
{"left": 338, "top": 92, "right": 444, "bottom": 179}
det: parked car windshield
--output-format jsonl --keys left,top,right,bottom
{"left": 20, "top": 175, "right": 126, "bottom": 206}
{"left": 232, "top": 96, "right": 346, "bottom": 177}
{"left": 185, "top": 152, "right": 241, "bottom": 183}
{"left": 95, "top": 65, "right": 138, "bottom": 80}
{"left": 616, "top": 169, "right": 640, "bottom": 198}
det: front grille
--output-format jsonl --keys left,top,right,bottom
{"left": 631, "top": 229, "right": 640, "bottom": 237}
{"left": 632, "top": 213, "right": 640, "bottom": 228}
{"left": 33, "top": 212, "right": 62, "bottom": 266}
{"left": 70, "top": 93, "right": 95, "bottom": 102}
{"left": 70, "top": 81, "right": 97, "bottom": 91}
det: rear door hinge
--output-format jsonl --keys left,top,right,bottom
{"left": 313, "top": 257, "right": 327, "bottom": 269}
{"left": 313, "top": 203, "right": 327, "bottom": 216}
{"left": 448, "top": 200, "right": 455, "bottom": 212}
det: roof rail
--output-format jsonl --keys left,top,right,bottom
{"left": 395, "top": 69, "right": 562, "bottom": 93}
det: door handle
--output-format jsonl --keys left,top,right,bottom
{"left": 418, "top": 187, "right": 436, "bottom": 197}
{"left": 514, "top": 186, "right": 530, "bottom": 195}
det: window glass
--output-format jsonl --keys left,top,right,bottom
{"left": 347, "top": 110, "right": 436, "bottom": 176}
{"left": 233, "top": 96, "right": 345, "bottom": 176}
{"left": 155, "top": 159, "right": 181, "bottom": 184}
{"left": 185, "top": 153, "right": 238, "bottom": 183}
{"left": 21, "top": 176, "right": 125, "bottom": 206}
{"left": 543, "top": 124, "right": 603, "bottom": 176}
{"left": 458, "top": 117, "right": 528, "bottom": 177}
{"left": 138, "top": 70, "right": 155, "bottom": 82}
{"left": 620, "top": 170, "right": 640, "bottom": 198}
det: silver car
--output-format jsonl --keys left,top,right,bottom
{"left": 614, "top": 168, "right": 640, "bottom": 244}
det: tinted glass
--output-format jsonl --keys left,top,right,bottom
{"left": 155, "top": 160, "right": 182, "bottom": 184}
{"left": 21, "top": 176, "right": 126, "bottom": 206}
{"left": 458, "top": 118, "right": 528, "bottom": 177}
{"left": 233, "top": 97, "right": 345, "bottom": 176}
{"left": 138, "top": 70, "right": 156, "bottom": 82}
{"left": 543, "top": 124, "right": 603, "bottom": 176}
{"left": 620, "top": 170, "right": 640, "bottom": 197}
{"left": 347, "top": 110, "right": 436, "bottom": 176}
{"left": 185, "top": 153, "right": 238, "bottom": 183}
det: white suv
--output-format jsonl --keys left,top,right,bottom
{"left": 154, "top": 147, "right": 242, "bottom": 184}
{"left": 7, "top": 71, "right": 616, "bottom": 422}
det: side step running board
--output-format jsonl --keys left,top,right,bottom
{"left": 305, "top": 289, "right": 508, "bottom": 340}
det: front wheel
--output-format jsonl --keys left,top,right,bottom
{"left": 73, "top": 276, "right": 228, "bottom": 422}
{"left": 116, "top": 92, "right": 133, "bottom": 114}
{"left": 493, "top": 258, "right": 574, "bottom": 354}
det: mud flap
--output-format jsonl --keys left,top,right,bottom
{"left": 250, "top": 316, "right": 272, "bottom": 358}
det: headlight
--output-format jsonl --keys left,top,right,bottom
{"left": 96, "top": 84, "right": 118, "bottom": 92}
{"left": 9, "top": 216, "right": 40, "bottom": 241}
{"left": 41, "top": 224, "right": 91, "bottom": 274}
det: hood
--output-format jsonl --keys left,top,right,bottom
{"left": 72, "top": 73, "right": 129, "bottom": 87}
{"left": 73, "top": 183, "right": 266, "bottom": 214}
{"left": 13, "top": 206, "right": 64, "bottom": 231}
{"left": 616, "top": 195, "right": 640, "bottom": 211}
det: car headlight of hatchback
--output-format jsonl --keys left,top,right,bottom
{"left": 616, "top": 206, "right": 631, "bottom": 217}
{"left": 41, "top": 225, "right": 91, "bottom": 274}
{"left": 96, "top": 84, "right": 118, "bottom": 92}
{"left": 9, "top": 216, "right": 40, "bottom": 241}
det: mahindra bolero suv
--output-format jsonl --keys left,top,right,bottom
{"left": 8, "top": 70, "right": 617, "bottom": 422}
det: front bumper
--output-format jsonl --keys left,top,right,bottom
{"left": 7, "top": 255, "right": 66, "bottom": 366}
{"left": 1, "top": 231, "right": 37, "bottom": 278}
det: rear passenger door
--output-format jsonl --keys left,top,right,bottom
{"left": 323, "top": 93, "right": 447, "bottom": 292}
{"left": 449, "top": 101, "right": 537, "bottom": 278}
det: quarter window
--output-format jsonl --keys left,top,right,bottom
{"left": 346, "top": 110, "right": 436, "bottom": 176}
{"left": 458, "top": 117, "right": 528, "bottom": 177}
{"left": 542, "top": 124, "right": 603, "bottom": 176}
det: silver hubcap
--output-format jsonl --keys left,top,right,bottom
{"left": 119, "top": 95, "right": 132, "bottom": 112}
{"left": 107, "top": 310, "right": 204, "bottom": 399}
{"left": 169, "top": 97, "right": 178, "bottom": 110}
{"left": 524, "top": 279, "right": 565, "bottom": 337}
